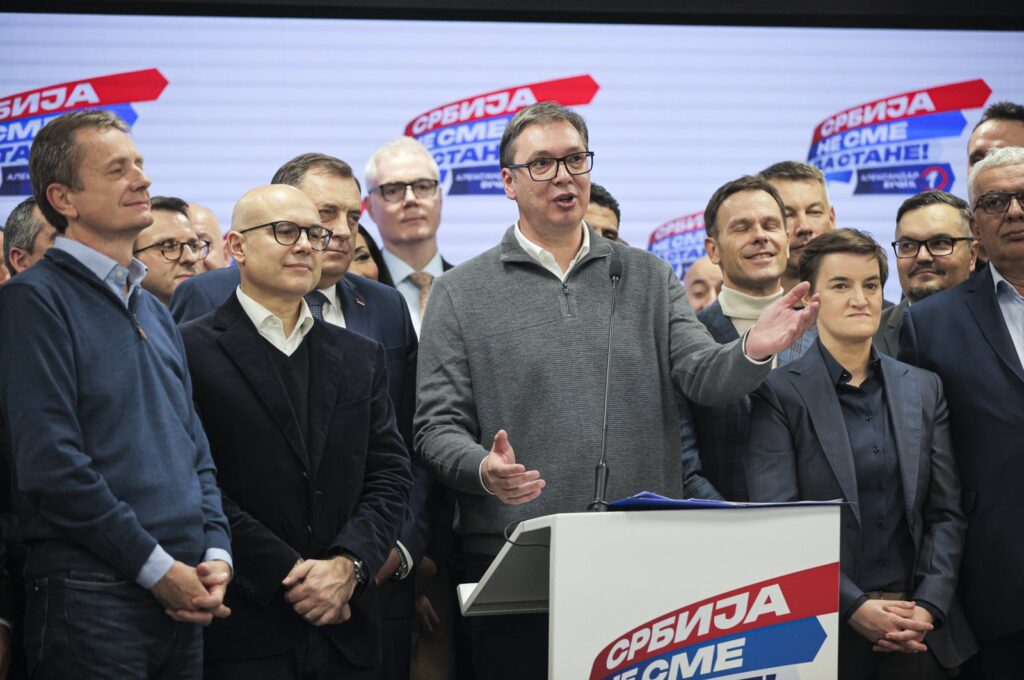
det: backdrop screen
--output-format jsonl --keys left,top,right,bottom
{"left": 2, "top": 13, "right": 1022, "bottom": 299}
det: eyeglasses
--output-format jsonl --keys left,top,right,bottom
{"left": 371, "top": 179, "right": 439, "bottom": 204}
{"left": 505, "top": 151, "right": 594, "bottom": 182}
{"left": 974, "top": 190, "right": 1024, "bottom": 216}
{"left": 237, "top": 221, "right": 332, "bottom": 251}
{"left": 133, "top": 238, "right": 211, "bottom": 262}
{"left": 891, "top": 236, "right": 974, "bottom": 259}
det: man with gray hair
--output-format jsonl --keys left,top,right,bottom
{"left": 875, "top": 191, "right": 977, "bottom": 356}
{"left": 364, "top": 137, "right": 452, "bottom": 336}
{"left": 3, "top": 197, "right": 58, "bottom": 277}
{"left": 900, "top": 146, "right": 1024, "bottom": 677}
{"left": 415, "top": 101, "right": 819, "bottom": 677}
{"left": 759, "top": 160, "right": 837, "bottom": 293}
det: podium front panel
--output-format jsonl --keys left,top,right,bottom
{"left": 547, "top": 506, "right": 840, "bottom": 679}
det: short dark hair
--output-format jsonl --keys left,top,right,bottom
{"left": 4, "top": 197, "right": 45, "bottom": 276}
{"left": 589, "top": 183, "right": 620, "bottom": 224}
{"left": 895, "top": 191, "right": 971, "bottom": 237}
{"left": 356, "top": 224, "right": 394, "bottom": 288}
{"left": 29, "top": 109, "right": 130, "bottom": 232}
{"left": 799, "top": 228, "right": 888, "bottom": 292}
{"left": 272, "top": 153, "right": 360, "bottom": 193}
{"left": 150, "top": 195, "right": 190, "bottom": 218}
{"left": 758, "top": 160, "right": 827, "bottom": 187}
{"left": 703, "top": 176, "right": 786, "bottom": 239}
{"left": 499, "top": 102, "right": 589, "bottom": 169}
{"left": 972, "top": 101, "right": 1024, "bottom": 132}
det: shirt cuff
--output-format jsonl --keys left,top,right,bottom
{"left": 741, "top": 327, "right": 774, "bottom": 365}
{"left": 479, "top": 457, "right": 495, "bottom": 495}
{"left": 0, "top": 616, "right": 11, "bottom": 631}
{"left": 136, "top": 544, "right": 174, "bottom": 589}
{"left": 203, "top": 548, "right": 234, "bottom": 576}
{"left": 395, "top": 541, "right": 413, "bottom": 580}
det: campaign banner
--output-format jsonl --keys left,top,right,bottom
{"left": 591, "top": 563, "right": 838, "bottom": 680}
{"left": 807, "top": 79, "right": 990, "bottom": 195}
{"left": 648, "top": 211, "right": 707, "bottom": 280}
{"left": 0, "top": 69, "right": 167, "bottom": 195}
{"left": 404, "top": 75, "right": 600, "bottom": 196}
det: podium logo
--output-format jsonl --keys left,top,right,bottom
{"left": 590, "top": 563, "right": 838, "bottom": 680}
{"left": 403, "top": 75, "right": 599, "bottom": 196}
{"left": 807, "top": 79, "right": 991, "bottom": 195}
{"left": 0, "top": 69, "right": 168, "bottom": 196}
{"left": 647, "top": 211, "right": 707, "bottom": 281}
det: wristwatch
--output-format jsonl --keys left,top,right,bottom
{"left": 345, "top": 553, "right": 368, "bottom": 592}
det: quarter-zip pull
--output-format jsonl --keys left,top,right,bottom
{"left": 132, "top": 313, "right": 148, "bottom": 340}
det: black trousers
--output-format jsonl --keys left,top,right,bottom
{"left": 451, "top": 552, "right": 548, "bottom": 680}
{"left": 839, "top": 623, "right": 948, "bottom": 680}
{"left": 204, "top": 626, "right": 378, "bottom": 680}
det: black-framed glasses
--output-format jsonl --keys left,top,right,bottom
{"left": 505, "top": 151, "right": 594, "bottom": 182}
{"left": 237, "top": 221, "right": 332, "bottom": 251}
{"left": 133, "top": 238, "right": 211, "bottom": 262}
{"left": 974, "top": 190, "right": 1024, "bottom": 216}
{"left": 891, "top": 236, "right": 974, "bottom": 259}
{"left": 371, "top": 179, "right": 439, "bottom": 204}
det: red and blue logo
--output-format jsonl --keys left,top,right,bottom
{"left": 0, "top": 69, "right": 168, "bottom": 196}
{"left": 648, "top": 211, "right": 708, "bottom": 280}
{"left": 590, "top": 563, "right": 838, "bottom": 680}
{"left": 404, "top": 75, "right": 600, "bottom": 196}
{"left": 807, "top": 79, "right": 991, "bottom": 194}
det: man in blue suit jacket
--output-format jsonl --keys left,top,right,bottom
{"left": 686, "top": 175, "right": 817, "bottom": 501}
{"left": 171, "top": 153, "right": 432, "bottom": 680}
{"left": 899, "top": 146, "right": 1024, "bottom": 676}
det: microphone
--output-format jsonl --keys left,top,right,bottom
{"left": 588, "top": 252, "right": 623, "bottom": 512}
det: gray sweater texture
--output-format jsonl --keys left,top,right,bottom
{"left": 414, "top": 227, "right": 771, "bottom": 554}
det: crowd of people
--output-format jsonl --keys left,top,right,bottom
{"left": 0, "top": 98, "right": 1022, "bottom": 680}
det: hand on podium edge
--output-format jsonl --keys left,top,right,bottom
{"left": 481, "top": 429, "right": 545, "bottom": 505}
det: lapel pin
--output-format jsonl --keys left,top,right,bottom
{"left": 355, "top": 295, "right": 365, "bottom": 306}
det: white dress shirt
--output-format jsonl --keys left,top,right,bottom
{"left": 513, "top": 221, "right": 590, "bottom": 282}
{"left": 383, "top": 248, "right": 444, "bottom": 337}
{"left": 312, "top": 282, "right": 347, "bottom": 328}
{"left": 991, "top": 264, "right": 1024, "bottom": 365}
{"left": 235, "top": 287, "right": 314, "bottom": 356}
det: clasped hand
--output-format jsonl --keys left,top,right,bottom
{"left": 282, "top": 556, "right": 356, "bottom": 626}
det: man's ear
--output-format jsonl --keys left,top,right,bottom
{"left": 704, "top": 236, "right": 720, "bottom": 265}
{"left": 501, "top": 167, "right": 517, "bottom": 201}
{"left": 225, "top": 231, "right": 246, "bottom": 264}
{"left": 46, "top": 183, "right": 78, "bottom": 221}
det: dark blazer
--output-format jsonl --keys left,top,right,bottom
{"left": 180, "top": 295, "right": 411, "bottom": 665}
{"left": 745, "top": 345, "right": 974, "bottom": 668}
{"left": 874, "top": 296, "right": 908, "bottom": 357}
{"left": 900, "top": 266, "right": 1024, "bottom": 642}
{"left": 686, "top": 300, "right": 816, "bottom": 501}
{"left": 169, "top": 267, "right": 434, "bottom": 562}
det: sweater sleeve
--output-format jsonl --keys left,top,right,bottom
{"left": 664, "top": 266, "right": 772, "bottom": 406}
{"left": 0, "top": 285, "right": 160, "bottom": 581}
{"left": 414, "top": 279, "right": 492, "bottom": 495}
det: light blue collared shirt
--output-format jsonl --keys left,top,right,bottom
{"left": 383, "top": 247, "right": 444, "bottom": 337}
{"left": 991, "top": 264, "right": 1024, "bottom": 367}
{"left": 52, "top": 236, "right": 147, "bottom": 305}
{"left": 50, "top": 236, "right": 233, "bottom": 587}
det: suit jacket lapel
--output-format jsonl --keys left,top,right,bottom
{"left": 337, "top": 276, "right": 371, "bottom": 337}
{"left": 214, "top": 296, "right": 310, "bottom": 471}
{"left": 790, "top": 351, "right": 861, "bottom": 523}
{"left": 882, "top": 358, "right": 920, "bottom": 516}
{"left": 305, "top": 325, "right": 344, "bottom": 476}
{"left": 779, "top": 326, "right": 818, "bottom": 367}
{"left": 965, "top": 268, "right": 1024, "bottom": 385}
{"left": 698, "top": 303, "right": 740, "bottom": 344}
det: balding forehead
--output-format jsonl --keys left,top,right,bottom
{"left": 232, "top": 185, "right": 317, "bottom": 228}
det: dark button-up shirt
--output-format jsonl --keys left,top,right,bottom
{"left": 819, "top": 341, "right": 914, "bottom": 598}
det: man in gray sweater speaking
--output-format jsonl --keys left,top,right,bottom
{"left": 414, "top": 102, "right": 818, "bottom": 678}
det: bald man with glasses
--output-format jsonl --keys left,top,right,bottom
{"left": 180, "top": 183, "right": 411, "bottom": 680}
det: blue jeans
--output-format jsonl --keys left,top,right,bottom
{"left": 22, "top": 570, "right": 202, "bottom": 680}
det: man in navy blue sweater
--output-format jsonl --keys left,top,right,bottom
{"left": 0, "top": 110, "right": 233, "bottom": 679}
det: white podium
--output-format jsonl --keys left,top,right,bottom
{"left": 459, "top": 504, "right": 840, "bottom": 679}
